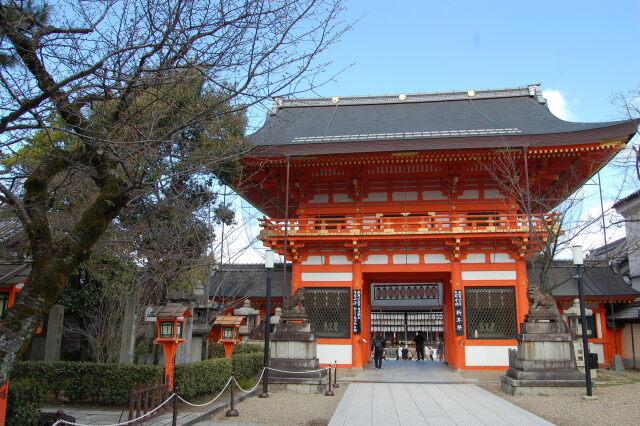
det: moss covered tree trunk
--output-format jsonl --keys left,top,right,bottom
{"left": 0, "top": 154, "right": 130, "bottom": 383}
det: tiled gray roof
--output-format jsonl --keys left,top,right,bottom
{"left": 0, "top": 208, "right": 23, "bottom": 246}
{"left": 609, "top": 301, "right": 640, "bottom": 321}
{"left": 612, "top": 189, "right": 640, "bottom": 209}
{"left": 250, "top": 84, "right": 638, "bottom": 154}
{"left": 209, "top": 263, "right": 292, "bottom": 300}
{"left": 0, "top": 263, "right": 30, "bottom": 285}
{"left": 529, "top": 260, "right": 639, "bottom": 299}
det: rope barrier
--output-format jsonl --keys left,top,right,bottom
{"left": 177, "top": 376, "right": 233, "bottom": 407}
{"left": 266, "top": 366, "right": 329, "bottom": 374}
{"left": 52, "top": 392, "right": 175, "bottom": 426}
{"left": 233, "top": 367, "right": 266, "bottom": 393}
{"left": 51, "top": 365, "right": 327, "bottom": 425}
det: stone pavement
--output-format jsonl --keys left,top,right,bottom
{"left": 328, "top": 360, "right": 554, "bottom": 425}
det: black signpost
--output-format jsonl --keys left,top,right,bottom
{"left": 353, "top": 289, "right": 361, "bottom": 334}
{"left": 453, "top": 289, "right": 464, "bottom": 336}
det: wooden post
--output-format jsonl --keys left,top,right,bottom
{"left": 128, "top": 384, "right": 134, "bottom": 421}
{"left": 324, "top": 368, "right": 334, "bottom": 396}
{"left": 226, "top": 379, "right": 239, "bottom": 417}
{"left": 135, "top": 384, "right": 141, "bottom": 420}
{"left": 172, "top": 386, "right": 178, "bottom": 426}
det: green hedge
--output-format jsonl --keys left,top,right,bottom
{"left": 174, "top": 358, "right": 232, "bottom": 399}
{"left": 11, "top": 361, "right": 163, "bottom": 404}
{"left": 208, "top": 342, "right": 263, "bottom": 358}
{"left": 6, "top": 379, "right": 43, "bottom": 426}
{"left": 11, "top": 354, "right": 263, "bottom": 405}
{"left": 232, "top": 353, "right": 263, "bottom": 380}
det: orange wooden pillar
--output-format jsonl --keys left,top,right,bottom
{"left": 351, "top": 260, "right": 366, "bottom": 368}
{"left": 0, "top": 282, "right": 24, "bottom": 426}
{"left": 515, "top": 259, "right": 529, "bottom": 329}
{"left": 448, "top": 260, "right": 465, "bottom": 369}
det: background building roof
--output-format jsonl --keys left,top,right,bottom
{"left": 209, "top": 263, "right": 292, "bottom": 301}
{"left": 528, "top": 260, "right": 639, "bottom": 300}
{"left": 0, "top": 263, "right": 30, "bottom": 286}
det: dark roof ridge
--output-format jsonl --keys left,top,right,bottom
{"left": 270, "top": 84, "right": 545, "bottom": 113}
{"left": 613, "top": 189, "right": 640, "bottom": 209}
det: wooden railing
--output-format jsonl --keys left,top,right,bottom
{"left": 259, "top": 213, "right": 555, "bottom": 238}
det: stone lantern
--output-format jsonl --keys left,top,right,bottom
{"left": 563, "top": 298, "right": 593, "bottom": 338}
{"left": 234, "top": 299, "right": 261, "bottom": 342}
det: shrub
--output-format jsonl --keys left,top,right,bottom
{"left": 174, "top": 358, "right": 232, "bottom": 399}
{"left": 6, "top": 379, "right": 44, "bottom": 426}
{"left": 232, "top": 353, "right": 263, "bottom": 379}
{"left": 232, "top": 344, "right": 263, "bottom": 355}
{"left": 208, "top": 342, "right": 225, "bottom": 358}
{"left": 208, "top": 342, "right": 263, "bottom": 358}
{"left": 10, "top": 354, "right": 262, "bottom": 405}
{"left": 11, "top": 361, "right": 163, "bottom": 405}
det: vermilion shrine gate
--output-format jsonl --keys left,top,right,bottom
{"left": 235, "top": 84, "right": 638, "bottom": 370}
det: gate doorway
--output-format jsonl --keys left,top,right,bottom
{"left": 360, "top": 271, "right": 453, "bottom": 369}
{"left": 372, "top": 310, "right": 444, "bottom": 362}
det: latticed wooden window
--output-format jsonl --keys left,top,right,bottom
{"left": 304, "top": 287, "right": 350, "bottom": 338}
{"left": 465, "top": 286, "right": 517, "bottom": 339}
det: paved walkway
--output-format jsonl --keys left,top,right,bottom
{"left": 329, "top": 360, "right": 554, "bottom": 426}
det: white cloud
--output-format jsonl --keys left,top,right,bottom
{"left": 542, "top": 89, "right": 574, "bottom": 121}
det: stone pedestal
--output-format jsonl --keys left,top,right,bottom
{"left": 269, "top": 321, "right": 328, "bottom": 394}
{"left": 501, "top": 320, "right": 587, "bottom": 395}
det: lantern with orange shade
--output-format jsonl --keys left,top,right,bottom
{"left": 210, "top": 315, "right": 244, "bottom": 358}
{"left": 149, "top": 305, "right": 192, "bottom": 390}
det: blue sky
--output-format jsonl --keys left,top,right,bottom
{"left": 233, "top": 0, "right": 640, "bottom": 263}
{"left": 304, "top": 0, "right": 640, "bottom": 123}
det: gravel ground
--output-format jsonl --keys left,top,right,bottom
{"left": 209, "top": 384, "right": 348, "bottom": 426}
{"left": 205, "top": 369, "right": 639, "bottom": 426}
{"left": 471, "top": 369, "right": 640, "bottom": 426}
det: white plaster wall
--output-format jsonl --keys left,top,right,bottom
{"left": 317, "top": 344, "right": 352, "bottom": 365}
{"left": 595, "top": 312, "right": 602, "bottom": 339}
{"left": 302, "top": 256, "right": 324, "bottom": 265}
{"left": 425, "top": 254, "right": 451, "bottom": 264}
{"left": 329, "top": 255, "right": 352, "bottom": 265}
{"left": 490, "top": 253, "right": 515, "bottom": 263}
{"left": 423, "top": 190, "right": 447, "bottom": 200}
{"left": 301, "top": 272, "right": 353, "bottom": 281}
{"left": 363, "top": 192, "right": 388, "bottom": 202}
{"left": 465, "top": 345, "right": 516, "bottom": 366}
{"left": 461, "top": 253, "right": 485, "bottom": 263}
{"left": 461, "top": 270, "right": 516, "bottom": 280}
{"left": 308, "top": 194, "right": 329, "bottom": 203}
{"left": 393, "top": 254, "right": 419, "bottom": 264}
{"left": 458, "top": 189, "right": 479, "bottom": 199}
{"left": 590, "top": 343, "right": 604, "bottom": 365}
{"left": 333, "top": 193, "right": 353, "bottom": 203}
{"left": 363, "top": 255, "right": 389, "bottom": 264}
{"left": 392, "top": 191, "right": 418, "bottom": 201}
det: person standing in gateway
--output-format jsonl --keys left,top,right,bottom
{"left": 413, "top": 331, "right": 426, "bottom": 361}
{"left": 372, "top": 332, "right": 385, "bottom": 369}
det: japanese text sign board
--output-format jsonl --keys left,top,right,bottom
{"left": 453, "top": 289, "right": 464, "bottom": 336}
{"left": 353, "top": 289, "right": 361, "bottom": 334}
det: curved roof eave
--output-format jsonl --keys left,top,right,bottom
{"left": 246, "top": 119, "right": 638, "bottom": 158}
